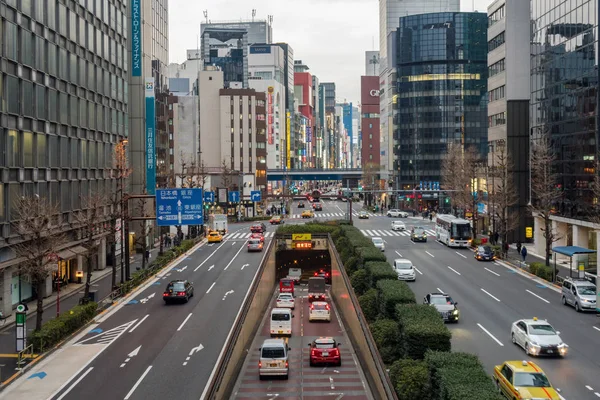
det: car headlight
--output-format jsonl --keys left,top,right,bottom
{"left": 453, "top": 309, "right": 459, "bottom": 315}
{"left": 529, "top": 341, "right": 540, "bottom": 348}
{"left": 581, "top": 299, "right": 591, "bottom": 303}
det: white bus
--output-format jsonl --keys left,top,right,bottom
{"left": 435, "top": 214, "right": 472, "bottom": 248}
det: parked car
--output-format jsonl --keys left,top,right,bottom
{"left": 561, "top": 277, "right": 597, "bottom": 312}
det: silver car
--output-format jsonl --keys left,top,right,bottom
{"left": 372, "top": 237, "right": 385, "bottom": 252}
{"left": 561, "top": 277, "right": 596, "bottom": 312}
{"left": 393, "top": 259, "right": 416, "bottom": 281}
{"left": 511, "top": 318, "right": 568, "bottom": 356}
{"left": 259, "top": 338, "right": 290, "bottom": 379}
{"left": 247, "top": 239, "right": 263, "bottom": 252}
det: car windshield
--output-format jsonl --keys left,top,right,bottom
{"left": 430, "top": 296, "right": 453, "bottom": 305}
{"left": 210, "top": 233, "right": 219, "bottom": 236}
{"left": 278, "top": 294, "right": 293, "bottom": 300}
{"left": 249, "top": 240, "right": 261, "bottom": 245}
{"left": 414, "top": 229, "right": 425, "bottom": 235}
{"left": 513, "top": 372, "right": 551, "bottom": 387}
{"left": 372, "top": 238, "right": 383, "bottom": 244}
{"left": 577, "top": 285, "right": 596, "bottom": 295}
{"left": 451, "top": 222, "right": 471, "bottom": 239}
{"left": 280, "top": 281, "right": 292, "bottom": 287}
{"left": 528, "top": 324, "right": 556, "bottom": 335}
{"left": 315, "top": 342, "right": 335, "bottom": 349}
{"left": 262, "top": 348, "right": 285, "bottom": 358}
{"left": 312, "top": 303, "right": 328, "bottom": 310}
{"left": 396, "top": 262, "right": 412, "bottom": 270}
{"left": 272, "top": 313, "right": 290, "bottom": 321}
{"left": 169, "top": 282, "right": 185, "bottom": 291}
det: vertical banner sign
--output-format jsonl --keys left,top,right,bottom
{"left": 306, "top": 126, "right": 312, "bottom": 143}
{"left": 267, "top": 87, "right": 274, "bottom": 145}
{"left": 286, "top": 112, "right": 291, "bottom": 169}
{"left": 131, "top": 0, "right": 142, "bottom": 76}
{"left": 145, "top": 78, "right": 156, "bottom": 194}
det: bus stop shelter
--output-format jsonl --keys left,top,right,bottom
{"left": 551, "top": 245, "right": 596, "bottom": 280}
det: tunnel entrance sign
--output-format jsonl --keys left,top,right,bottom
{"left": 292, "top": 233, "right": 312, "bottom": 241}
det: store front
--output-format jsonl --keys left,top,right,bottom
{"left": 11, "top": 273, "right": 33, "bottom": 306}
{"left": 55, "top": 246, "right": 87, "bottom": 285}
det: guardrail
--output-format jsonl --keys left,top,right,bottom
{"left": 16, "top": 344, "right": 36, "bottom": 370}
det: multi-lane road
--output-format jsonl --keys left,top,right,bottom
{"left": 352, "top": 208, "right": 600, "bottom": 400}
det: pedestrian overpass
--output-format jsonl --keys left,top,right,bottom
{"left": 266, "top": 168, "right": 362, "bottom": 181}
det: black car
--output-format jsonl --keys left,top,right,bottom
{"left": 475, "top": 245, "right": 495, "bottom": 261}
{"left": 410, "top": 227, "right": 428, "bottom": 242}
{"left": 163, "top": 280, "right": 194, "bottom": 303}
{"left": 313, "top": 202, "right": 323, "bottom": 211}
{"left": 314, "top": 269, "right": 331, "bottom": 284}
{"left": 424, "top": 293, "right": 460, "bottom": 323}
{"left": 298, "top": 202, "right": 305, "bottom": 208}
{"left": 251, "top": 223, "right": 267, "bottom": 233}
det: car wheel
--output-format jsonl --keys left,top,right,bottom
{"left": 525, "top": 343, "right": 530, "bottom": 355}
{"left": 575, "top": 302, "right": 581, "bottom": 312}
{"left": 511, "top": 333, "right": 516, "bottom": 344}
{"left": 495, "top": 379, "right": 501, "bottom": 393}
{"left": 309, "top": 360, "right": 314, "bottom": 367}
{"left": 259, "top": 375, "right": 264, "bottom": 381}
{"left": 185, "top": 296, "right": 189, "bottom": 303}
{"left": 561, "top": 296, "right": 566, "bottom": 305}
{"left": 283, "top": 374, "right": 289, "bottom": 380}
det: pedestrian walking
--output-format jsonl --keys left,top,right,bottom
{"left": 493, "top": 232, "right": 499, "bottom": 245}
{"left": 521, "top": 246, "right": 527, "bottom": 262}
{"left": 516, "top": 241, "right": 522, "bottom": 255}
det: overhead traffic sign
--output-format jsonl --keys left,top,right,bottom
{"left": 204, "top": 191, "right": 215, "bottom": 203}
{"left": 292, "top": 233, "right": 312, "bottom": 241}
{"left": 229, "top": 191, "right": 240, "bottom": 202}
{"left": 156, "top": 188, "right": 203, "bottom": 226}
{"left": 250, "top": 191, "right": 261, "bottom": 202}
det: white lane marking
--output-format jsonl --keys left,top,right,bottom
{"left": 586, "top": 386, "right": 594, "bottom": 391}
{"left": 360, "top": 229, "right": 368, "bottom": 236}
{"left": 120, "top": 363, "right": 126, "bottom": 368}
{"left": 330, "top": 376, "right": 335, "bottom": 390}
{"left": 447, "top": 266, "right": 461, "bottom": 275}
{"left": 194, "top": 242, "right": 225, "bottom": 271}
{"left": 129, "top": 314, "right": 150, "bottom": 333}
{"left": 56, "top": 367, "right": 94, "bottom": 400}
{"left": 594, "top": 326, "right": 600, "bottom": 333}
{"left": 425, "top": 251, "right": 435, "bottom": 258}
{"left": 231, "top": 242, "right": 236, "bottom": 246}
{"left": 124, "top": 365, "right": 153, "bottom": 400}
{"left": 525, "top": 289, "right": 550, "bottom": 304}
{"left": 224, "top": 242, "right": 248, "bottom": 270}
{"left": 595, "top": 393, "right": 600, "bottom": 398}
{"left": 437, "top": 288, "right": 444, "bottom": 293}
{"left": 477, "top": 323, "right": 504, "bottom": 346}
{"left": 177, "top": 313, "right": 193, "bottom": 331}
{"left": 395, "top": 251, "right": 402, "bottom": 257}
{"left": 414, "top": 267, "right": 423, "bottom": 275}
{"left": 208, "top": 265, "right": 214, "bottom": 271}
{"left": 484, "top": 267, "right": 500, "bottom": 277}
{"left": 206, "top": 282, "right": 216, "bottom": 293}
{"left": 481, "top": 288, "right": 501, "bottom": 302}
{"left": 455, "top": 251, "right": 467, "bottom": 259}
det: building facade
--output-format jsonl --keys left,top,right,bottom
{"left": 361, "top": 76, "right": 381, "bottom": 168}
{"left": 200, "top": 28, "right": 248, "bottom": 88}
{"left": 274, "top": 43, "right": 294, "bottom": 169}
{"left": 201, "top": 19, "right": 272, "bottom": 46}
{"left": 0, "top": 0, "right": 129, "bottom": 313}
{"left": 487, "top": 0, "right": 531, "bottom": 242}
{"left": 395, "top": 12, "right": 488, "bottom": 190}
{"left": 312, "top": 75, "right": 324, "bottom": 168}
{"left": 294, "top": 63, "right": 314, "bottom": 168}
{"left": 530, "top": 0, "right": 600, "bottom": 262}
{"left": 321, "top": 82, "right": 337, "bottom": 168}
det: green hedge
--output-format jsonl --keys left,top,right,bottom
{"left": 396, "top": 305, "right": 451, "bottom": 360}
{"left": 351, "top": 269, "right": 372, "bottom": 296}
{"left": 426, "top": 351, "right": 503, "bottom": 400}
{"left": 369, "top": 319, "right": 402, "bottom": 364}
{"left": 366, "top": 261, "right": 398, "bottom": 284}
{"left": 389, "top": 359, "right": 431, "bottom": 400}
{"left": 276, "top": 222, "right": 340, "bottom": 234}
{"left": 358, "top": 288, "right": 379, "bottom": 322}
{"left": 344, "top": 255, "right": 361, "bottom": 275}
{"left": 528, "top": 262, "right": 554, "bottom": 282}
{"left": 357, "top": 247, "right": 387, "bottom": 262}
{"left": 377, "top": 280, "right": 416, "bottom": 318}
{"left": 29, "top": 302, "right": 98, "bottom": 352}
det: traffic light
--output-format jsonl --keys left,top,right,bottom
{"left": 445, "top": 197, "right": 450, "bottom": 204}
{"left": 204, "top": 203, "right": 210, "bottom": 210}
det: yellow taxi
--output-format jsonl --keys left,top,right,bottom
{"left": 494, "top": 360, "right": 561, "bottom": 400}
{"left": 207, "top": 231, "right": 223, "bottom": 243}
{"left": 301, "top": 210, "right": 314, "bottom": 219}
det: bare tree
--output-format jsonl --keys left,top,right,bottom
{"left": 220, "top": 158, "right": 234, "bottom": 190}
{"left": 75, "top": 193, "right": 109, "bottom": 300}
{"left": 489, "top": 144, "right": 519, "bottom": 245}
{"left": 530, "top": 134, "right": 563, "bottom": 266}
{"left": 12, "top": 196, "right": 66, "bottom": 330}
{"left": 441, "top": 142, "right": 466, "bottom": 212}
{"left": 107, "top": 141, "right": 132, "bottom": 289}
{"left": 361, "top": 162, "right": 379, "bottom": 206}
{"left": 133, "top": 198, "right": 154, "bottom": 271}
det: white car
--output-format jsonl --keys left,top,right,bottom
{"left": 276, "top": 293, "right": 295, "bottom": 309}
{"left": 391, "top": 221, "right": 406, "bottom": 231}
{"left": 510, "top": 318, "right": 568, "bottom": 357}
{"left": 372, "top": 237, "right": 385, "bottom": 252}
{"left": 393, "top": 259, "right": 416, "bottom": 281}
{"left": 308, "top": 301, "right": 331, "bottom": 322}
{"left": 387, "top": 209, "right": 408, "bottom": 218}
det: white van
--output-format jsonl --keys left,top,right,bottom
{"left": 270, "top": 308, "right": 293, "bottom": 336}
{"left": 259, "top": 338, "right": 289, "bottom": 380}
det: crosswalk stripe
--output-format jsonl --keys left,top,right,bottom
{"left": 379, "top": 230, "right": 390, "bottom": 236}
{"left": 366, "top": 230, "right": 375, "bottom": 236}
{"left": 389, "top": 231, "right": 400, "bottom": 236}
{"left": 360, "top": 229, "right": 368, "bottom": 236}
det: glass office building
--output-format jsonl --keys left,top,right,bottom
{"left": 395, "top": 12, "right": 488, "bottom": 190}
{"left": 0, "top": 1, "right": 128, "bottom": 302}
{"left": 530, "top": 0, "right": 598, "bottom": 217}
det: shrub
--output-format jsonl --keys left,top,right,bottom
{"left": 357, "top": 247, "right": 387, "bottom": 263}
{"left": 369, "top": 319, "right": 402, "bottom": 364}
{"left": 339, "top": 247, "right": 355, "bottom": 264}
{"left": 389, "top": 359, "right": 431, "bottom": 400}
{"left": 29, "top": 301, "right": 99, "bottom": 352}
{"left": 471, "top": 238, "right": 482, "bottom": 248}
{"left": 528, "top": 262, "right": 554, "bottom": 282}
{"left": 334, "top": 236, "right": 351, "bottom": 252}
{"left": 358, "top": 288, "right": 379, "bottom": 322}
{"left": 377, "top": 280, "right": 416, "bottom": 318}
{"left": 343, "top": 255, "right": 361, "bottom": 275}
{"left": 365, "top": 261, "right": 397, "bottom": 285}
{"left": 351, "top": 269, "right": 372, "bottom": 296}
{"left": 396, "top": 305, "right": 451, "bottom": 360}
{"left": 276, "top": 223, "right": 339, "bottom": 234}
{"left": 425, "top": 351, "right": 503, "bottom": 400}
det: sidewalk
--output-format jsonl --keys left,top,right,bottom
{"left": 503, "top": 243, "right": 585, "bottom": 280}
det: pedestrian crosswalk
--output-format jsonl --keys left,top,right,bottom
{"left": 289, "top": 212, "right": 383, "bottom": 219}
{"left": 360, "top": 229, "right": 436, "bottom": 238}
{"left": 226, "top": 231, "right": 274, "bottom": 240}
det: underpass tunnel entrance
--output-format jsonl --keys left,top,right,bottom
{"left": 276, "top": 250, "right": 331, "bottom": 284}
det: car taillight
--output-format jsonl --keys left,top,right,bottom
{"left": 325, "top": 273, "right": 330, "bottom": 277}
{"left": 163, "top": 292, "right": 168, "bottom": 296}
{"left": 330, "top": 348, "right": 339, "bottom": 356}
{"left": 311, "top": 350, "right": 316, "bottom": 356}
{"left": 177, "top": 292, "right": 186, "bottom": 296}
{"left": 326, "top": 304, "right": 330, "bottom": 310}
{"left": 258, "top": 362, "right": 262, "bottom": 367}
{"left": 310, "top": 305, "right": 314, "bottom": 310}
{"left": 314, "top": 272, "right": 318, "bottom": 276}
{"left": 285, "top": 361, "right": 288, "bottom": 367}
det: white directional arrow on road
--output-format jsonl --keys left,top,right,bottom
{"left": 222, "top": 290, "right": 234, "bottom": 301}
{"left": 208, "top": 265, "right": 214, "bottom": 271}
{"left": 139, "top": 292, "right": 156, "bottom": 304}
{"left": 183, "top": 343, "right": 204, "bottom": 366}
{"left": 178, "top": 266, "right": 188, "bottom": 272}
{"left": 120, "top": 345, "right": 142, "bottom": 368}
{"left": 241, "top": 264, "right": 249, "bottom": 270}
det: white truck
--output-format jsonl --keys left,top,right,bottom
{"left": 286, "top": 268, "right": 302, "bottom": 284}
{"left": 208, "top": 214, "right": 228, "bottom": 235}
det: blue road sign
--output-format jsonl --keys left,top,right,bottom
{"left": 229, "top": 191, "right": 240, "bottom": 202}
{"left": 204, "top": 191, "right": 215, "bottom": 203}
{"left": 156, "top": 188, "right": 204, "bottom": 226}
{"left": 250, "top": 191, "right": 261, "bottom": 202}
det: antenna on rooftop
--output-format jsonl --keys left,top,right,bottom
{"left": 252, "top": 9, "right": 256, "bottom": 22}
{"left": 203, "top": 10, "right": 208, "bottom": 24}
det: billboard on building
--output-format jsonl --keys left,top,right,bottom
{"left": 286, "top": 112, "right": 291, "bottom": 169}
{"left": 267, "top": 87, "right": 274, "bottom": 145}
{"left": 131, "top": 0, "right": 142, "bottom": 76}
{"left": 250, "top": 45, "right": 271, "bottom": 54}
{"left": 145, "top": 78, "right": 156, "bottom": 194}
{"left": 360, "top": 76, "right": 380, "bottom": 105}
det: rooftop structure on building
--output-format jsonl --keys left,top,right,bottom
{"left": 201, "top": 17, "right": 273, "bottom": 45}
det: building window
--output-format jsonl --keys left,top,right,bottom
{"left": 488, "top": 85, "right": 505, "bottom": 102}
{"left": 488, "top": 32, "right": 505, "bottom": 52}
{"left": 23, "top": 131, "right": 34, "bottom": 167}
{"left": 489, "top": 59, "right": 505, "bottom": 77}
{"left": 488, "top": 112, "right": 506, "bottom": 127}
{"left": 7, "top": 130, "right": 19, "bottom": 167}
{"left": 369, "top": 123, "right": 372, "bottom": 128}
{"left": 488, "top": 5, "right": 505, "bottom": 27}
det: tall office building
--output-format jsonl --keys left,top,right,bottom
{"left": 361, "top": 76, "right": 381, "bottom": 167}
{"left": 312, "top": 75, "right": 324, "bottom": 168}
{"left": 321, "top": 83, "right": 337, "bottom": 168}
{"left": 0, "top": 0, "right": 129, "bottom": 313}
{"left": 529, "top": 0, "right": 600, "bottom": 258}
{"left": 200, "top": 28, "right": 248, "bottom": 88}
{"left": 487, "top": 0, "right": 531, "bottom": 242}
{"left": 274, "top": 43, "right": 295, "bottom": 169}
{"left": 294, "top": 60, "right": 314, "bottom": 169}
{"left": 395, "top": 12, "right": 488, "bottom": 208}
{"left": 379, "top": 0, "right": 460, "bottom": 186}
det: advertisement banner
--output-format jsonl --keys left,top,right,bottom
{"left": 267, "top": 89, "right": 274, "bottom": 145}
{"left": 286, "top": 112, "right": 291, "bottom": 169}
{"left": 306, "top": 126, "right": 312, "bottom": 143}
{"left": 145, "top": 78, "right": 156, "bottom": 194}
{"left": 131, "top": 0, "right": 142, "bottom": 76}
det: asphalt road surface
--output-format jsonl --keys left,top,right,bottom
{"left": 353, "top": 212, "right": 600, "bottom": 400}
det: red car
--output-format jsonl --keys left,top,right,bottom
{"left": 308, "top": 337, "right": 341, "bottom": 366}
{"left": 250, "top": 232, "right": 264, "bottom": 242}
{"left": 250, "top": 223, "right": 266, "bottom": 233}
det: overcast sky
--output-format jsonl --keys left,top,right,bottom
{"left": 168, "top": 0, "right": 493, "bottom": 105}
